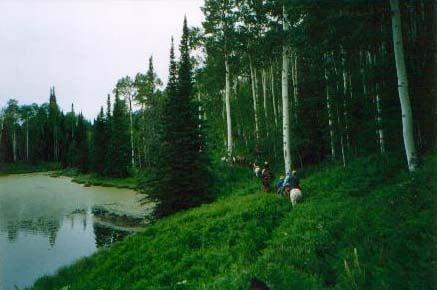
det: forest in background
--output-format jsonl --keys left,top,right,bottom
{"left": 0, "top": 0, "right": 435, "bottom": 216}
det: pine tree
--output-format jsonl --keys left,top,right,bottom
{"left": 148, "top": 20, "right": 211, "bottom": 217}
{"left": 75, "top": 113, "right": 89, "bottom": 172}
{"left": 92, "top": 107, "right": 106, "bottom": 174}
{"left": 103, "top": 94, "right": 113, "bottom": 174}
{"left": 106, "top": 92, "right": 131, "bottom": 177}
{"left": 48, "top": 87, "right": 60, "bottom": 161}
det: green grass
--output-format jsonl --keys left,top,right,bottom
{"left": 0, "top": 162, "right": 61, "bottom": 175}
{"left": 53, "top": 168, "right": 139, "bottom": 189}
{"left": 30, "top": 153, "right": 436, "bottom": 290}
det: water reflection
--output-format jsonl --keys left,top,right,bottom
{"left": 93, "top": 223, "right": 130, "bottom": 248}
{"left": 3, "top": 217, "right": 61, "bottom": 245}
{"left": 0, "top": 173, "right": 144, "bottom": 290}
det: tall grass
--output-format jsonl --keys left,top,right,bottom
{"left": 30, "top": 153, "right": 436, "bottom": 289}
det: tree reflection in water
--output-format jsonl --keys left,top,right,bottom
{"left": 2, "top": 212, "right": 130, "bottom": 248}
{"left": 93, "top": 223, "right": 130, "bottom": 247}
{"left": 3, "top": 216, "right": 61, "bottom": 246}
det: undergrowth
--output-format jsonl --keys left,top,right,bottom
{"left": 30, "top": 153, "right": 436, "bottom": 289}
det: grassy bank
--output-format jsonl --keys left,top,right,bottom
{"left": 0, "top": 162, "right": 61, "bottom": 175}
{"left": 52, "top": 168, "right": 139, "bottom": 189}
{"left": 31, "top": 153, "right": 436, "bottom": 289}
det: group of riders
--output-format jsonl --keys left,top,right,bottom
{"left": 253, "top": 161, "right": 301, "bottom": 198}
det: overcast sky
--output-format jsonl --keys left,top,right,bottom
{"left": 0, "top": 0, "right": 204, "bottom": 118}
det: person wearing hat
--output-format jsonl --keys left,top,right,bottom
{"left": 261, "top": 161, "right": 272, "bottom": 192}
{"left": 282, "top": 169, "right": 300, "bottom": 191}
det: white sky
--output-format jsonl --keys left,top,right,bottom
{"left": 0, "top": 0, "right": 204, "bottom": 118}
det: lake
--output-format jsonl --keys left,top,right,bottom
{"left": 0, "top": 173, "right": 151, "bottom": 290}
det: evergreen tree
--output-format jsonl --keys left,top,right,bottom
{"left": 48, "top": 87, "right": 60, "bottom": 161}
{"left": 75, "top": 113, "right": 89, "bottom": 172}
{"left": 92, "top": 107, "right": 106, "bottom": 174}
{"left": 148, "top": 19, "right": 211, "bottom": 217}
{"left": 103, "top": 94, "right": 112, "bottom": 173}
{"left": 63, "top": 104, "right": 77, "bottom": 168}
{"left": 106, "top": 92, "right": 131, "bottom": 177}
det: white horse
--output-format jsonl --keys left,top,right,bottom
{"left": 289, "top": 188, "right": 302, "bottom": 206}
{"left": 253, "top": 164, "right": 261, "bottom": 178}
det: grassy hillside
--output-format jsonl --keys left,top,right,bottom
{"left": 31, "top": 153, "right": 436, "bottom": 290}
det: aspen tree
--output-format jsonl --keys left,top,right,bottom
{"left": 390, "top": 0, "right": 417, "bottom": 172}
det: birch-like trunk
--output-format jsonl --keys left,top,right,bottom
{"left": 370, "top": 51, "right": 386, "bottom": 153}
{"left": 249, "top": 58, "right": 260, "bottom": 141}
{"left": 197, "top": 91, "right": 202, "bottom": 121}
{"left": 128, "top": 95, "right": 135, "bottom": 168}
{"left": 341, "top": 48, "right": 350, "bottom": 149}
{"left": 142, "top": 105, "right": 147, "bottom": 168}
{"left": 360, "top": 50, "right": 368, "bottom": 98}
{"left": 262, "top": 68, "right": 269, "bottom": 137}
{"left": 324, "top": 66, "right": 336, "bottom": 160}
{"left": 222, "top": 90, "right": 226, "bottom": 147}
{"left": 336, "top": 106, "right": 346, "bottom": 167}
{"left": 375, "top": 83, "right": 385, "bottom": 153}
{"left": 224, "top": 54, "right": 233, "bottom": 157}
{"left": 270, "top": 64, "right": 278, "bottom": 127}
{"left": 292, "top": 54, "right": 299, "bottom": 121}
{"left": 262, "top": 68, "right": 268, "bottom": 121}
{"left": 390, "top": 0, "right": 417, "bottom": 172}
{"left": 282, "top": 5, "right": 291, "bottom": 174}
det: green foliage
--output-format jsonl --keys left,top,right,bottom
{"left": 30, "top": 153, "right": 436, "bottom": 290}
{"left": 0, "top": 162, "right": 60, "bottom": 175}
{"left": 105, "top": 93, "right": 131, "bottom": 177}
{"left": 75, "top": 114, "right": 90, "bottom": 172}
{"left": 56, "top": 168, "right": 138, "bottom": 189}
{"left": 145, "top": 19, "right": 213, "bottom": 217}
{"left": 92, "top": 107, "right": 106, "bottom": 175}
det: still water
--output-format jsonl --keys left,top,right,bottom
{"left": 0, "top": 173, "right": 147, "bottom": 290}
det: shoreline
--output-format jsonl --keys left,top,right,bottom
{"left": 51, "top": 169, "right": 139, "bottom": 190}
{"left": 1, "top": 170, "right": 154, "bottom": 229}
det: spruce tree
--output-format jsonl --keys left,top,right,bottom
{"left": 92, "top": 107, "right": 106, "bottom": 174}
{"left": 149, "top": 19, "right": 211, "bottom": 217}
{"left": 106, "top": 92, "right": 131, "bottom": 177}
{"left": 75, "top": 113, "right": 89, "bottom": 172}
{"left": 48, "top": 87, "right": 60, "bottom": 161}
{"left": 103, "top": 94, "right": 112, "bottom": 174}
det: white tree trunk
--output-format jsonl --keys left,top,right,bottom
{"left": 249, "top": 58, "right": 260, "bottom": 141}
{"left": 282, "top": 5, "right": 291, "bottom": 174}
{"left": 222, "top": 90, "right": 226, "bottom": 147}
{"left": 262, "top": 68, "right": 268, "bottom": 121}
{"left": 262, "top": 68, "right": 269, "bottom": 137}
{"left": 370, "top": 51, "right": 386, "bottom": 154}
{"left": 390, "top": 0, "right": 417, "bottom": 172}
{"left": 225, "top": 55, "right": 233, "bottom": 157}
{"left": 324, "top": 66, "right": 336, "bottom": 160}
{"left": 375, "top": 84, "right": 386, "bottom": 153}
{"left": 197, "top": 91, "right": 202, "bottom": 121}
{"left": 341, "top": 49, "right": 351, "bottom": 149}
{"left": 337, "top": 106, "right": 346, "bottom": 167}
{"left": 292, "top": 54, "right": 298, "bottom": 121}
{"left": 360, "top": 50, "right": 368, "bottom": 98}
{"left": 270, "top": 64, "right": 278, "bottom": 127}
